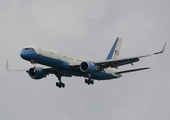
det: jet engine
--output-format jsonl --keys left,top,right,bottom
{"left": 28, "top": 67, "right": 46, "bottom": 80}
{"left": 80, "top": 61, "right": 97, "bottom": 73}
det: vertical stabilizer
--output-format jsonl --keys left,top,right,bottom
{"left": 106, "top": 37, "right": 122, "bottom": 59}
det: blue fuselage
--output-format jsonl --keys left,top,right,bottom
{"left": 20, "top": 49, "right": 116, "bottom": 80}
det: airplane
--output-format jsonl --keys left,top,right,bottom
{"left": 7, "top": 37, "right": 167, "bottom": 88}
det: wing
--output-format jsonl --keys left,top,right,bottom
{"left": 6, "top": 60, "right": 72, "bottom": 77}
{"left": 95, "top": 42, "right": 166, "bottom": 69}
{"left": 70, "top": 42, "right": 166, "bottom": 70}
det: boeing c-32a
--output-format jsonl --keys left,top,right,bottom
{"left": 8, "top": 38, "right": 166, "bottom": 88}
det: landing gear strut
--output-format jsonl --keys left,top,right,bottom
{"left": 55, "top": 72, "right": 65, "bottom": 88}
{"left": 30, "top": 60, "right": 36, "bottom": 68}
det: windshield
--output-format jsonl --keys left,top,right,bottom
{"left": 23, "top": 48, "right": 35, "bottom": 50}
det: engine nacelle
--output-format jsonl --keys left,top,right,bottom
{"left": 80, "top": 61, "right": 97, "bottom": 73}
{"left": 28, "top": 67, "right": 46, "bottom": 80}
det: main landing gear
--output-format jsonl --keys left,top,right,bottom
{"left": 56, "top": 82, "right": 65, "bottom": 88}
{"left": 55, "top": 73, "right": 94, "bottom": 88}
{"left": 55, "top": 72, "right": 65, "bottom": 88}
{"left": 85, "top": 79, "right": 94, "bottom": 85}
{"left": 85, "top": 74, "right": 94, "bottom": 85}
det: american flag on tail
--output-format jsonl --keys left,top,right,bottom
{"left": 115, "top": 50, "right": 119, "bottom": 56}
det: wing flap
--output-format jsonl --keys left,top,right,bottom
{"left": 95, "top": 57, "right": 140, "bottom": 69}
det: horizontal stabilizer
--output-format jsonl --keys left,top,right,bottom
{"left": 115, "top": 67, "right": 150, "bottom": 74}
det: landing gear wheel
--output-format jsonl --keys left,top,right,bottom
{"left": 90, "top": 80, "right": 94, "bottom": 85}
{"left": 87, "top": 81, "right": 90, "bottom": 85}
{"left": 61, "top": 83, "right": 65, "bottom": 88}
{"left": 56, "top": 82, "right": 65, "bottom": 88}
{"left": 85, "top": 79, "right": 88, "bottom": 84}
{"left": 56, "top": 82, "right": 59, "bottom": 87}
{"left": 85, "top": 79, "right": 94, "bottom": 85}
{"left": 55, "top": 72, "right": 65, "bottom": 88}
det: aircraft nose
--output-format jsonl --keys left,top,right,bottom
{"left": 20, "top": 50, "right": 27, "bottom": 59}
{"left": 20, "top": 49, "right": 36, "bottom": 60}
{"left": 20, "top": 50, "right": 25, "bottom": 58}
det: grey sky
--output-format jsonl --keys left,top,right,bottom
{"left": 0, "top": 0, "right": 170, "bottom": 120}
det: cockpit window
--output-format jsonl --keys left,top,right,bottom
{"left": 23, "top": 48, "right": 35, "bottom": 51}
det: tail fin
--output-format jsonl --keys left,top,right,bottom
{"left": 106, "top": 37, "right": 122, "bottom": 60}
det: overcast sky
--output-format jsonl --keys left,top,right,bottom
{"left": 0, "top": 0, "right": 170, "bottom": 120}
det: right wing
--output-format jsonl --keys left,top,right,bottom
{"left": 6, "top": 60, "right": 72, "bottom": 77}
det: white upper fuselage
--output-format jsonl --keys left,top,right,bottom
{"left": 20, "top": 45, "right": 121, "bottom": 80}
{"left": 24, "top": 45, "right": 88, "bottom": 64}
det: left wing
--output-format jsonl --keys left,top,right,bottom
{"left": 94, "top": 42, "right": 166, "bottom": 69}
{"left": 70, "top": 42, "right": 166, "bottom": 70}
